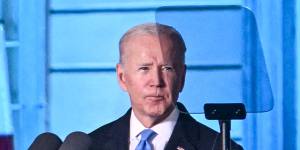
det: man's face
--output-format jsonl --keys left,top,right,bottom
{"left": 117, "top": 34, "right": 186, "bottom": 123}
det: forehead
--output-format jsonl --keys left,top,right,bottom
{"left": 122, "top": 33, "right": 175, "bottom": 52}
{"left": 122, "top": 34, "right": 183, "bottom": 67}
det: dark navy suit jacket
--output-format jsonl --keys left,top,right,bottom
{"left": 89, "top": 103, "right": 243, "bottom": 150}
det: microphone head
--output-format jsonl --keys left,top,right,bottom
{"left": 59, "top": 131, "right": 92, "bottom": 150}
{"left": 29, "top": 132, "right": 62, "bottom": 150}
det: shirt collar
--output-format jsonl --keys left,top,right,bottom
{"left": 129, "top": 106, "right": 179, "bottom": 140}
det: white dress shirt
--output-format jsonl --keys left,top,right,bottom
{"left": 129, "top": 107, "right": 179, "bottom": 150}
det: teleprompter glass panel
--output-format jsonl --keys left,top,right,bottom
{"left": 155, "top": 6, "right": 274, "bottom": 113}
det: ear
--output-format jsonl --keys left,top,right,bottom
{"left": 179, "top": 64, "right": 186, "bottom": 92}
{"left": 116, "top": 63, "right": 128, "bottom": 91}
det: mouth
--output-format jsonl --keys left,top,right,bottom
{"left": 145, "top": 96, "right": 164, "bottom": 101}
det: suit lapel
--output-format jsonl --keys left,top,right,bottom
{"left": 164, "top": 112, "right": 196, "bottom": 150}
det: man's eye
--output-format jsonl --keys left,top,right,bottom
{"left": 162, "top": 66, "right": 174, "bottom": 72}
{"left": 138, "top": 67, "right": 149, "bottom": 71}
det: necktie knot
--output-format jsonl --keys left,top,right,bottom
{"left": 135, "top": 129, "right": 156, "bottom": 150}
{"left": 140, "top": 129, "right": 156, "bottom": 141}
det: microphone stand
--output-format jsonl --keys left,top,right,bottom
{"left": 204, "top": 103, "right": 246, "bottom": 150}
{"left": 219, "top": 120, "right": 231, "bottom": 150}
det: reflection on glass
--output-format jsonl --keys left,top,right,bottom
{"left": 156, "top": 6, "right": 274, "bottom": 113}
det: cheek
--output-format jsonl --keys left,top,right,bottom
{"left": 170, "top": 73, "right": 184, "bottom": 95}
{"left": 164, "top": 74, "right": 179, "bottom": 93}
{"left": 125, "top": 74, "right": 147, "bottom": 94}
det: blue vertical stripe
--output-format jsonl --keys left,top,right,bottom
{"left": 282, "top": 0, "right": 296, "bottom": 149}
{"left": 0, "top": 24, "right": 13, "bottom": 135}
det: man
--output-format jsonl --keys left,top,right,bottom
{"left": 89, "top": 23, "right": 243, "bottom": 150}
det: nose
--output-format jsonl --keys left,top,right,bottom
{"left": 150, "top": 67, "right": 164, "bottom": 87}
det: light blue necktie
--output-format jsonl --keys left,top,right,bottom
{"left": 135, "top": 129, "right": 156, "bottom": 150}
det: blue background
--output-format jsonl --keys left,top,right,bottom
{"left": 0, "top": 0, "right": 299, "bottom": 150}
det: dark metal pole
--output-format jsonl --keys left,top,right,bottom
{"left": 219, "top": 120, "right": 231, "bottom": 150}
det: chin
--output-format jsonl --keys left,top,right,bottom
{"left": 146, "top": 105, "right": 169, "bottom": 118}
{"left": 147, "top": 111, "right": 164, "bottom": 117}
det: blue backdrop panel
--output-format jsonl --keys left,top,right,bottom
{"left": 49, "top": 72, "right": 130, "bottom": 138}
{"left": 50, "top": 11, "right": 155, "bottom": 66}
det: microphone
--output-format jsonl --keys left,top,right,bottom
{"left": 59, "top": 131, "right": 92, "bottom": 150}
{"left": 29, "top": 132, "right": 62, "bottom": 150}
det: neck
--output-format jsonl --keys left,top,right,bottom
{"left": 134, "top": 106, "right": 175, "bottom": 128}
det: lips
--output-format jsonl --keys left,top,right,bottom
{"left": 145, "top": 96, "right": 164, "bottom": 101}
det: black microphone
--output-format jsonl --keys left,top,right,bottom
{"left": 29, "top": 132, "right": 62, "bottom": 150}
{"left": 59, "top": 131, "right": 92, "bottom": 150}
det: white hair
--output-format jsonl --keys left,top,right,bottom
{"left": 118, "top": 22, "right": 186, "bottom": 64}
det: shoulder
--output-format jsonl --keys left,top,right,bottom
{"left": 176, "top": 102, "right": 219, "bottom": 139}
{"left": 89, "top": 109, "right": 130, "bottom": 138}
{"left": 174, "top": 103, "right": 243, "bottom": 150}
{"left": 177, "top": 112, "right": 219, "bottom": 141}
{"left": 89, "top": 119, "right": 120, "bottom": 138}
{"left": 88, "top": 109, "right": 131, "bottom": 149}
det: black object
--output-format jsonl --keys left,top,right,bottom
{"left": 204, "top": 103, "right": 246, "bottom": 120}
{"left": 204, "top": 103, "right": 246, "bottom": 150}
{"left": 28, "top": 132, "right": 62, "bottom": 150}
{"left": 59, "top": 131, "right": 92, "bottom": 150}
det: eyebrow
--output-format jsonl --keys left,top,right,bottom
{"left": 138, "top": 62, "right": 153, "bottom": 66}
{"left": 138, "top": 62, "right": 175, "bottom": 66}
